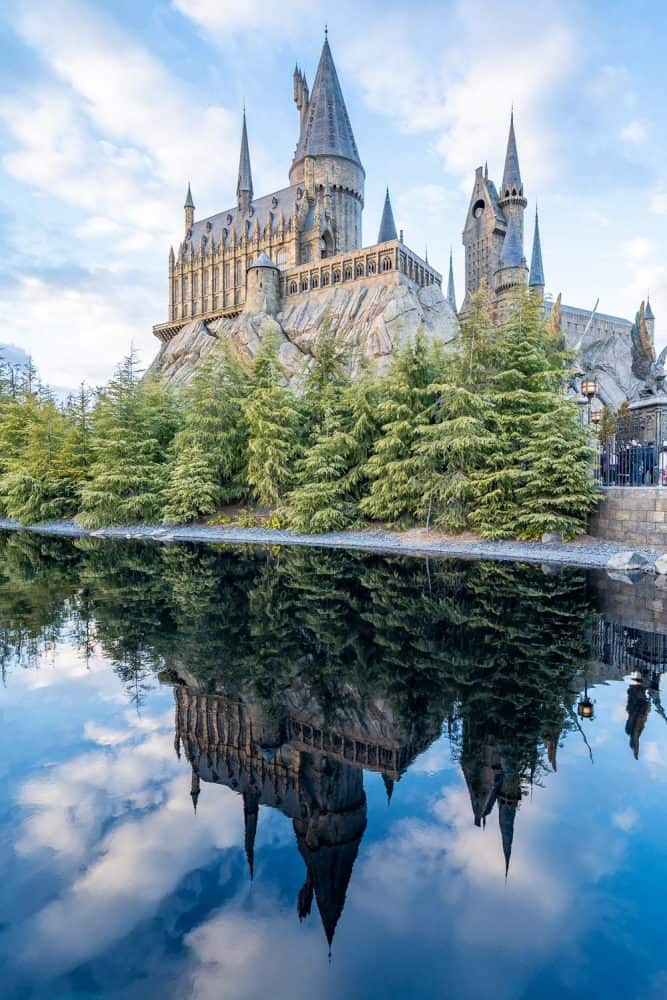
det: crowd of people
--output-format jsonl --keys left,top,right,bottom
{"left": 598, "top": 438, "right": 667, "bottom": 486}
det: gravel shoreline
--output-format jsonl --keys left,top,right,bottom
{"left": 0, "top": 518, "right": 662, "bottom": 571}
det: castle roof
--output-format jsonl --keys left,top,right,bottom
{"left": 529, "top": 209, "right": 545, "bottom": 287}
{"left": 249, "top": 250, "right": 278, "bottom": 269}
{"left": 377, "top": 187, "right": 398, "bottom": 242}
{"left": 292, "top": 36, "right": 362, "bottom": 171}
{"left": 184, "top": 183, "right": 194, "bottom": 209}
{"left": 501, "top": 110, "right": 523, "bottom": 196}
{"left": 237, "top": 109, "right": 253, "bottom": 202}
{"left": 499, "top": 215, "right": 524, "bottom": 269}
{"left": 183, "top": 184, "right": 301, "bottom": 252}
{"left": 646, "top": 298, "right": 655, "bottom": 320}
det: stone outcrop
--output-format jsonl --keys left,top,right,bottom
{"left": 150, "top": 280, "right": 459, "bottom": 386}
{"left": 570, "top": 322, "right": 643, "bottom": 409}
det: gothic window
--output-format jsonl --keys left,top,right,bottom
{"left": 224, "top": 264, "right": 231, "bottom": 287}
{"left": 311, "top": 275, "right": 319, "bottom": 289}
{"left": 302, "top": 245, "right": 312, "bottom": 264}
{"left": 235, "top": 261, "right": 242, "bottom": 285}
{"left": 322, "top": 271, "right": 330, "bottom": 286}
{"left": 356, "top": 263, "right": 363, "bottom": 278}
{"left": 300, "top": 277, "right": 308, "bottom": 291}
{"left": 344, "top": 267, "right": 352, "bottom": 281}
{"left": 203, "top": 271, "right": 209, "bottom": 293}
{"left": 368, "top": 261, "right": 376, "bottom": 275}
{"left": 183, "top": 276, "right": 189, "bottom": 298}
{"left": 289, "top": 280, "right": 298, "bottom": 294}
{"left": 276, "top": 248, "right": 288, "bottom": 269}
{"left": 382, "top": 258, "right": 392, "bottom": 271}
{"left": 333, "top": 269, "right": 341, "bottom": 284}
{"left": 193, "top": 275, "right": 199, "bottom": 297}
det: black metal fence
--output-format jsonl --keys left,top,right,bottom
{"left": 595, "top": 406, "right": 667, "bottom": 487}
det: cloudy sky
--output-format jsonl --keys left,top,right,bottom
{"left": 0, "top": 0, "right": 665, "bottom": 390}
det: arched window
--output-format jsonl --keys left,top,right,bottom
{"left": 333, "top": 269, "right": 341, "bottom": 284}
{"left": 289, "top": 280, "right": 298, "bottom": 294}
{"left": 311, "top": 275, "right": 319, "bottom": 289}
{"left": 356, "top": 263, "right": 364, "bottom": 278}
{"left": 276, "top": 248, "right": 288, "bottom": 270}
{"left": 322, "top": 271, "right": 330, "bottom": 286}
{"left": 344, "top": 267, "right": 352, "bottom": 281}
{"left": 300, "top": 277, "right": 308, "bottom": 291}
{"left": 382, "top": 258, "right": 392, "bottom": 272}
{"left": 368, "top": 261, "right": 376, "bottom": 275}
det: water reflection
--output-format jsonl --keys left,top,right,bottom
{"left": 1, "top": 530, "right": 667, "bottom": 996}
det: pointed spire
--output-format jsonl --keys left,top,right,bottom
{"left": 498, "top": 798, "right": 517, "bottom": 879}
{"left": 382, "top": 774, "right": 394, "bottom": 805}
{"left": 447, "top": 249, "right": 457, "bottom": 312}
{"left": 190, "top": 768, "right": 200, "bottom": 814}
{"left": 499, "top": 215, "right": 524, "bottom": 269}
{"left": 184, "top": 182, "right": 194, "bottom": 209}
{"left": 243, "top": 789, "right": 259, "bottom": 880}
{"left": 184, "top": 182, "right": 195, "bottom": 234}
{"left": 501, "top": 110, "right": 523, "bottom": 197}
{"left": 292, "top": 33, "right": 362, "bottom": 169}
{"left": 237, "top": 108, "right": 253, "bottom": 212}
{"left": 377, "top": 187, "right": 397, "bottom": 242}
{"left": 529, "top": 207, "right": 545, "bottom": 288}
{"left": 646, "top": 296, "right": 655, "bottom": 321}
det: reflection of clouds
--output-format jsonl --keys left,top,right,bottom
{"left": 612, "top": 808, "right": 639, "bottom": 832}
{"left": 409, "top": 741, "right": 454, "bottom": 776}
{"left": 12, "top": 715, "right": 251, "bottom": 978}
{"left": 183, "top": 901, "right": 333, "bottom": 1000}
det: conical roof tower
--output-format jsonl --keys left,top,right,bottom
{"left": 237, "top": 108, "right": 253, "bottom": 214}
{"left": 377, "top": 187, "right": 398, "bottom": 243}
{"left": 529, "top": 208, "right": 545, "bottom": 290}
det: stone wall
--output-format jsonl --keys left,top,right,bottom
{"left": 593, "top": 572, "right": 667, "bottom": 637}
{"left": 589, "top": 487, "right": 667, "bottom": 549}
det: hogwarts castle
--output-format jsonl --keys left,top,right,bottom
{"left": 153, "top": 32, "right": 441, "bottom": 347}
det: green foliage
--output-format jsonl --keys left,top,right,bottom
{"left": 243, "top": 336, "right": 301, "bottom": 505}
{"left": 162, "top": 345, "right": 250, "bottom": 523}
{"left": 77, "top": 353, "right": 181, "bottom": 528}
{"left": 360, "top": 332, "right": 439, "bottom": 524}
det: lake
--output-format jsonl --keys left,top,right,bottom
{"left": 1, "top": 530, "right": 666, "bottom": 999}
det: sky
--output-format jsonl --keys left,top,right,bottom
{"left": 0, "top": 0, "right": 666, "bottom": 392}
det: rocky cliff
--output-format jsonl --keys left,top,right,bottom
{"left": 150, "top": 280, "right": 459, "bottom": 385}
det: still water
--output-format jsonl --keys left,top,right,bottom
{"left": 1, "top": 530, "right": 667, "bottom": 999}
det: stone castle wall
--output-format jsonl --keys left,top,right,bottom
{"left": 589, "top": 487, "right": 667, "bottom": 550}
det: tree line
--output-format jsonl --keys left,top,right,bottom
{"left": 0, "top": 289, "right": 598, "bottom": 539}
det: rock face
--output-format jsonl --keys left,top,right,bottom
{"left": 568, "top": 323, "right": 643, "bottom": 409}
{"left": 150, "top": 280, "right": 459, "bottom": 386}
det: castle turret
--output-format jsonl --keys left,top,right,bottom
{"left": 494, "top": 215, "right": 529, "bottom": 302}
{"left": 377, "top": 187, "right": 397, "bottom": 243}
{"left": 645, "top": 297, "right": 655, "bottom": 348}
{"left": 290, "top": 31, "right": 364, "bottom": 255}
{"left": 499, "top": 111, "right": 527, "bottom": 251}
{"left": 447, "top": 249, "right": 457, "bottom": 312}
{"left": 528, "top": 207, "right": 545, "bottom": 297}
{"left": 237, "top": 109, "right": 253, "bottom": 216}
{"left": 244, "top": 251, "right": 280, "bottom": 316}
{"left": 293, "top": 64, "right": 310, "bottom": 127}
{"left": 184, "top": 183, "right": 194, "bottom": 234}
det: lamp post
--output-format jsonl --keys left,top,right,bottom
{"left": 581, "top": 377, "right": 598, "bottom": 425}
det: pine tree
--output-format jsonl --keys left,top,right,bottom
{"left": 418, "top": 292, "right": 497, "bottom": 532}
{"left": 162, "top": 345, "right": 250, "bottom": 523}
{"left": 243, "top": 336, "right": 300, "bottom": 506}
{"left": 360, "top": 333, "right": 439, "bottom": 524}
{"left": 470, "top": 290, "right": 597, "bottom": 540}
{"left": 77, "top": 353, "right": 181, "bottom": 528}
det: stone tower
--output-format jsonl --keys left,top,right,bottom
{"left": 494, "top": 215, "right": 529, "bottom": 310}
{"left": 244, "top": 251, "right": 280, "bottom": 317}
{"left": 289, "top": 31, "right": 365, "bottom": 259}
{"left": 645, "top": 297, "right": 656, "bottom": 348}
{"left": 498, "top": 111, "right": 527, "bottom": 250}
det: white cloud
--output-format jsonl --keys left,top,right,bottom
{"left": 621, "top": 120, "right": 647, "bottom": 144}
{"left": 172, "top": 0, "right": 313, "bottom": 38}
{"left": 612, "top": 807, "right": 639, "bottom": 832}
{"left": 623, "top": 236, "right": 657, "bottom": 261}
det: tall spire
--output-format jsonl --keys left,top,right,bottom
{"left": 498, "top": 798, "right": 517, "bottom": 879}
{"left": 291, "top": 32, "right": 362, "bottom": 170}
{"left": 243, "top": 789, "right": 260, "bottom": 880}
{"left": 499, "top": 215, "right": 525, "bottom": 269}
{"left": 184, "top": 182, "right": 194, "bottom": 234}
{"left": 377, "top": 187, "right": 397, "bottom": 242}
{"left": 529, "top": 207, "right": 545, "bottom": 288}
{"left": 501, "top": 109, "right": 523, "bottom": 197}
{"left": 190, "top": 767, "right": 200, "bottom": 814}
{"left": 237, "top": 108, "right": 253, "bottom": 214}
{"left": 447, "top": 249, "right": 457, "bottom": 312}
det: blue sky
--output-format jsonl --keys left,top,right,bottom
{"left": 0, "top": 0, "right": 666, "bottom": 390}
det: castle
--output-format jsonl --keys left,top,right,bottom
{"left": 152, "top": 32, "right": 656, "bottom": 409}
{"left": 153, "top": 31, "right": 441, "bottom": 345}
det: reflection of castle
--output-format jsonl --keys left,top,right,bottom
{"left": 169, "top": 678, "right": 438, "bottom": 951}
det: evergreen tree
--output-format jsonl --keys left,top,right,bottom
{"left": 243, "top": 336, "right": 300, "bottom": 506}
{"left": 470, "top": 291, "right": 597, "bottom": 540}
{"left": 360, "top": 333, "right": 439, "bottom": 524}
{"left": 162, "top": 345, "right": 250, "bottom": 523}
{"left": 77, "top": 353, "right": 180, "bottom": 528}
